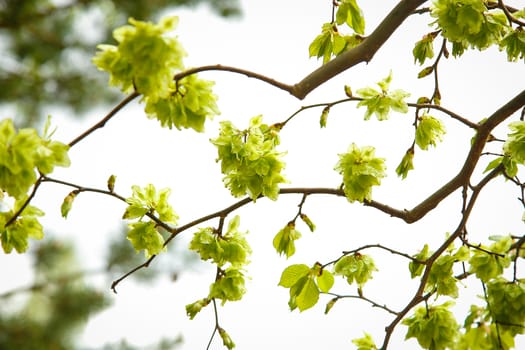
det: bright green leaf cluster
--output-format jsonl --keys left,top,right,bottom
{"left": 187, "top": 216, "right": 251, "bottom": 316}
{"left": 425, "top": 245, "right": 468, "bottom": 298}
{"left": 211, "top": 116, "right": 287, "bottom": 200}
{"left": 413, "top": 32, "right": 437, "bottom": 65}
{"left": 123, "top": 184, "right": 178, "bottom": 257}
{"left": 356, "top": 72, "right": 410, "bottom": 120}
{"left": 0, "top": 118, "right": 70, "bottom": 199}
{"left": 309, "top": 23, "right": 363, "bottom": 64}
{"left": 431, "top": 0, "right": 508, "bottom": 53}
{"left": 126, "top": 221, "right": 165, "bottom": 258}
{"left": 416, "top": 115, "right": 446, "bottom": 150}
{"left": 144, "top": 74, "right": 220, "bottom": 132}
{"left": 0, "top": 118, "right": 69, "bottom": 253}
{"left": 403, "top": 301, "right": 459, "bottom": 350}
{"left": 409, "top": 244, "right": 431, "bottom": 278}
{"left": 335, "top": 0, "right": 365, "bottom": 35}
{"left": 333, "top": 253, "right": 377, "bottom": 288}
{"left": 352, "top": 332, "right": 378, "bottom": 350}
{"left": 503, "top": 121, "right": 525, "bottom": 165}
{"left": 0, "top": 198, "right": 44, "bottom": 253}
{"left": 469, "top": 235, "right": 512, "bottom": 282}
{"left": 124, "top": 184, "right": 178, "bottom": 224}
{"left": 487, "top": 278, "right": 525, "bottom": 336}
{"left": 92, "top": 17, "right": 184, "bottom": 99}
{"left": 500, "top": 28, "right": 525, "bottom": 62}
{"left": 209, "top": 267, "right": 248, "bottom": 304}
{"left": 459, "top": 321, "right": 515, "bottom": 350}
{"left": 93, "top": 17, "right": 219, "bottom": 132}
{"left": 189, "top": 216, "right": 251, "bottom": 267}
{"left": 335, "top": 143, "right": 386, "bottom": 203}
{"left": 278, "top": 263, "right": 334, "bottom": 312}
{"left": 487, "top": 121, "right": 525, "bottom": 177}
{"left": 273, "top": 222, "right": 301, "bottom": 258}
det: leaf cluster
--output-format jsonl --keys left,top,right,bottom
{"left": 123, "top": 184, "right": 178, "bottom": 257}
{"left": 278, "top": 263, "right": 334, "bottom": 312}
{"left": 334, "top": 143, "right": 386, "bottom": 203}
{"left": 187, "top": 216, "right": 251, "bottom": 320}
{"left": 356, "top": 72, "right": 410, "bottom": 121}
{"left": 309, "top": 0, "right": 365, "bottom": 64}
{"left": 211, "top": 116, "right": 287, "bottom": 200}
{"left": 93, "top": 17, "right": 219, "bottom": 132}
{"left": 0, "top": 118, "right": 70, "bottom": 253}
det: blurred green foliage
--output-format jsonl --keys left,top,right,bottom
{"left": 0, "top": 0, "right": 241, "bottom": 127}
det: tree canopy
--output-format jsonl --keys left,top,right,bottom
{"left": 2, "top": 0, "right": 525, "bottom": 349}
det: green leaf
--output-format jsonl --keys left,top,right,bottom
{"left": 279, "top": 264, "right": 324, "bottom": 311}
{"left": 469, "top": 236, "right": 511, "bottom": 282}
{"left": 316, "top": 269, "right": 334, "bottom": 293}
{"left": 209, "top": 267, "right": 247, "bottom": 303}
{"left": 417, "top": 66, "right": 434, "bottom": 79}
{"left": 295, "top": 276, "right": 320, "bottom": 312}
{"left": 218, "top": 327, "right": 236, "bottom": 350}
{"left": 352, "top": 332, "right": 378, "bottom": 350}
{"left": 309, "top": 23, "right": 337, "bottom": 64}
{"left": 427, "top": 254, "right": 459, "bottom": 297}
{"left": 107, "top": 174, "right": 116, "bottom": 192}
{"left": 356, "top": 73, "right": 410, "bottom": 120}
{"left": 324, "top": 297, "right": 338, "bottom": 314}
{"left": 185, "top": 298, "right": 210, "bottom": 320}
{"left": 396, "top": 149, "right": 415, "bottom": 179}
{"left": 0, "top": 119, "right": 70, "bottom": 199}
{"left": 320, "top": 106, "right": 330, "bottom": 128}
{"left": 504, "top": 121, "right": 525, "bottom": 165}
{"left": 409, "top": 244, "right": 431, "bottom": 278}
{"left": 335, "top": 143, "right": 386, "bottom": 203}
{"left": 0, "top": 198, "right": 45, "bottom": 254}
{"left": 210, "top": 116, "right": 287, "bottom": 201}
{"left": 92, "top": 16, "right": 185, "bottom": 99}
{"left": 333, "top": 253, "right": 377, "bottom": 287}
{"left": 413, "top": 33, "right": 436, "bottom": 65}
{"left": 144, "top": 74, "right": 219, "bottom": 132}
{"left": 123, "top": 184, "right": 178, "bottom": 224}
{"left": 278, "top": 264, "right": 310, "bottom": 288}
{"left": 60, "top": 191, "right": 77, "bottom": 219}
{"left": 487, "top": 278, "right": 525, "bottom": 335}
{"left": 500, "top": 28, "right": 525, "bottom": 62}
{"left": 299, "top": 213, "right": 316, "bottom": 232}
{"left": 126, "top": 221, "right": 165, "bottom": 257}
{"left": 189, "top": 218, "right": 251, "bottom": 267}
{"left": 273, "top": 222, "right": 302, "bottom": 258}
{"left": 336, "top": 0, "right": 366, "bottom": 34}
{"left": 415, "top": 115, "right": 446, "bottom": 150}
{"left": 403, "top": 301, "right": 459, "bottom": 350}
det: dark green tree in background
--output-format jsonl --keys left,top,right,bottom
{"left": 0, "top": 0, "right": 240, "bottom": 126}
{"left": 0, "top": 1, "right": 239, "bottom": 349}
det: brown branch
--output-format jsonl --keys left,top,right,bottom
{"left": 4, "top": 175, "right": 44, "bottom": 228}
{"left": 68, "top": 92, "right": 139, "bottom": 147}
{"left": 380, "top": 166, "right": 502, "bottom": 349}
{"left": 173, "top": 0, "right": 428, "bottom": 99}
{"left": 378, "top": 89, "right": 525, "bottom": 223}
{"left": 292, "top": 0, "right": 428, "bottom": 98}
{"left": 172, "top": 65, "right": 295, "bottom": 94}
{"left": 324, "top": 292, "right": 399, "bottom": 315}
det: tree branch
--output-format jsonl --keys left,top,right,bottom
{"left": 293, "top": 0, "right": 428, "bottom": 99}
{"left": 173, "top": 0, "right": 428, "bottom": 99}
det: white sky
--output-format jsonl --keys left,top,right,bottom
{"left": 2, "top": 0, "right": 525, "bottom": 349}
